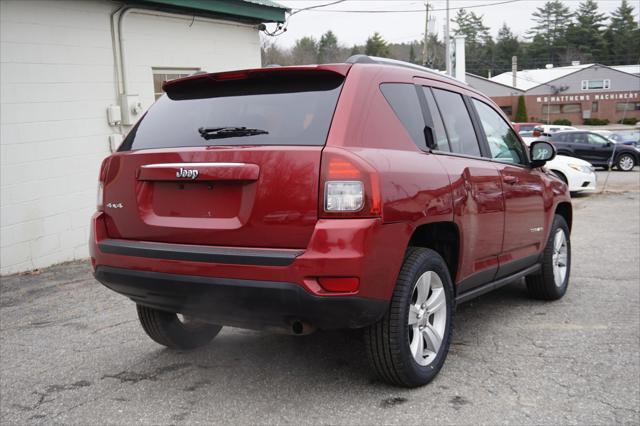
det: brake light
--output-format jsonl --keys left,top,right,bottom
{"left": 320, "top": 149, "right": 381, "bottom": 218}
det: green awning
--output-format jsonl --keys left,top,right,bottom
{"left": 129, "top": 0, "right": 288, "bottom": 23}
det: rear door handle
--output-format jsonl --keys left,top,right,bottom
{"left": 503, "top": 175, "right": 518, "bottom": 185}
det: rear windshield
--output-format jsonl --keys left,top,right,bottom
{"left": 120, "top": 72, "right": 344, "bottom": 151}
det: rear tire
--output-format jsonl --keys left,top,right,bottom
{"left": 526, "top": 215, "right": 571, "bottom": 300}
{"left": 136, "top": 305, "right": 222, "bottom": 349}
{"left": 364, "top": 247, "right": 454, "bottom": 387}
{"left": 616, "top": 153, "right": 636, "bottom": 171}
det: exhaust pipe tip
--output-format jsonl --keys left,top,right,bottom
{"left": 291, "top": 320, "right": 315, "bottom": 335}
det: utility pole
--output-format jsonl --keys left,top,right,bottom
{"left": 422, "top": 2, "right": 430, "bottom": 67}
{"left": 444, "top": 0, "right": 451, "bottom": 75}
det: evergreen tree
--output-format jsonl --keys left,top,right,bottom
{"left": 318, "top": 31, "right": 340, "bottom": 63}
{"left": 350, "top": 45, "right": 361, "bottom": 56}
{"left": 605, "top": 0, "right": 640, "bottom": 65}
{"left": 528, "top": 0, "right": 573, "bottom": 65}
{"left": 452, "top": 9, "right": 493, "bottom": 76}
{"left": 291, "top": 36, "right": 318, "bottom": 65}
{"left": 515, "top": 95, "right": 528, "bottom": 122}
{"left": 365, "top": 32, "right": 390, "bottom": 57}
{"left": 566, "top": 0, "right": 606, "bottom": 62}
{"left": 409, "top": 43, "right": 416, "bottom": 64}
{"left": 494, "top": 23, "right": 520, "bottom": 75}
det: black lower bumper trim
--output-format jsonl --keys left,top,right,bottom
{"left": 98, "top": 239, "right": 303, "bottom": 266}
{"left": 94, "top": 266, "right": 388, "bottom": 330}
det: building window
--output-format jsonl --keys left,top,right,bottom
{"left": 616, "top": 102, "right": 640, "bottom": 112}
{"left": 499, "top": 105, "right": 513, "bottom": 116}
{"left": 591, "top": 102, "right": 598, "bottom": 112}
{"left": 581, "top": 79, "right": 610, "bottom": 90}
{"left": 153, "top": 68, "right": 200, "bottom": 100}
{"left": 561, "top": 104, "right": 581, "bottom": 113}
{"left": 542, "top": 104, "right": 561, "bottom": 114}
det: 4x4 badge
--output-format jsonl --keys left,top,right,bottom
{"left": 176, "top": 167, "right": 199, "bottom": 180}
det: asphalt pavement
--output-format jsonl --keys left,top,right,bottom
{"left": 1, "top": 170, "right": 639, "bottom": 425}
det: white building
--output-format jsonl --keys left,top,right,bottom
{"left": 0, "top": 0, "right": 287, "bottom": 275}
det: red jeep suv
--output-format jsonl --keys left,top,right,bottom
{"left": 91, "top": 56, "right": 572, "bottom": 387}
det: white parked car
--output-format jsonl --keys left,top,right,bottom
{"left": 522, "top": 137, "right": 596, "bottom": 193}
{"left": 545, "top": 155, "right": 597, "bottom": 193}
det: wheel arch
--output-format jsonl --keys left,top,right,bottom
{"left": 550, "top": 169, "right": 568, "bottom": 184}
{"left": 555, "top": 201, "right": 573, "bottom": 232}
{"left": 408, "top": 222, "right": 460, "bottom": 290}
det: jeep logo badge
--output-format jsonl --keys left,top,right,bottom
{"left": 176, "top": 167, "right": 199, "bottom": 180}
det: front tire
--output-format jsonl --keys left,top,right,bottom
{"left": 365, "top": 248, "right": 454, "bottom": 387}
{"left": 136, "top": 305, "right": 222, "bottom": 349}
{"left": 526, "top": 215, "right": 571, "bottom": 300}
{"left": 616, "top": 153, "right": 636, "bottom": 171}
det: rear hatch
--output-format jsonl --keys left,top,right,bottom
{"left": 102, "top": 66, "right": 348, "bottom": 249}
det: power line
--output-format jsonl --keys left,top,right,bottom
{"left": 292, "top": 0, "right": 522, "bottom": 13}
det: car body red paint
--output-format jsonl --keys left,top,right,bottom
{"left": 90, "top": 60, "right": 571, "bottom": 334}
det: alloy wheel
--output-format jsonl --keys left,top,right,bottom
{"left": 407, "top": 271, "right": 447, "bottom": 366}
{"left": 551, "top": 229, "right": 568, "bottom": 287}
{"left": 618, "top": 155, "right": 635, "bottom": 171}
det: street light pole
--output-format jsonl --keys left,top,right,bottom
{"left": 422, "top": 2, "right": 430, "bottom": 66}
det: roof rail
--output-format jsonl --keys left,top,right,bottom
{"left": 345, "top": 54, "right": 465, "bottom": 84}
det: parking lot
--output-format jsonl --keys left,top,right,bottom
{"left": 1, "top": 170, "right": 638, "bottom": 425}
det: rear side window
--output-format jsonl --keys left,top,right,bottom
{"left": 380, "top": 83, "right": 426, "bottom": 149}
{"left": 432, "top": 88, "right": 481, "bottom": 157}
{"left": 120, "top": 72, "right": 344, "bottom": 151}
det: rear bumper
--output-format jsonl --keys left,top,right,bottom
{"left": 90, "top": 212, "right": 411, "bottom": 329}
{"left": 94, "top": 266, "right": 387, "bottom": 330}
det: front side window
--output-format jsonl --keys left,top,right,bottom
{"left": 473, "top": 99, "right": 526, "bottom": 165}
{"left": 587, "top": 133, "right": 610, "bottom": 145}
{"left": 432, "top": 88, "right": 481, "bottom": 156}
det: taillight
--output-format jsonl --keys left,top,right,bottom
{"left": 96, "top": 182, "right": 104, "bottom": 211}
{"left": 325, "top": 181, "right": 364, "bottom": 212}
{"left": 319, "top": 148, "right": 381, "bottom": 218}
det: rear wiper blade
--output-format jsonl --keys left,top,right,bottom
{"left": 198, "top": 126, "right": 268, "bottom": 140}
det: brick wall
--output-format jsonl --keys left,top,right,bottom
{"left": 0, "top": 0, "right": 261, "bottom": 274}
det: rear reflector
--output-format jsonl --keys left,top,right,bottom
{"left": 318, "top": 277, "right": 359, "bottom": 293}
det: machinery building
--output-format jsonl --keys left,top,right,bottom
{"left": 467, "top": 63, "right": 640, "bottom": 124}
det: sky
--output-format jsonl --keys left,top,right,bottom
{"left": 263, "top": 0, "right": 633, "bottom": 48}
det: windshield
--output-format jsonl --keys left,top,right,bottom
{"left": 120, "top": 73, "right": 344, "bottom": 151}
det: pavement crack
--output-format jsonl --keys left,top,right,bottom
{"left": 101, "top": 362, "right": 191, "bottom": 384}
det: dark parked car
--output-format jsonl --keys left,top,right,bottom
{"left": 548, "top": 131, "right": 639, "bottom": 171}
{"left": 91, "top": 55, "right": 572, "bottom": 387}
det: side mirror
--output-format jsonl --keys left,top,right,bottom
{"left": 530, "top": 140, "right": 556, "bottom": 168}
